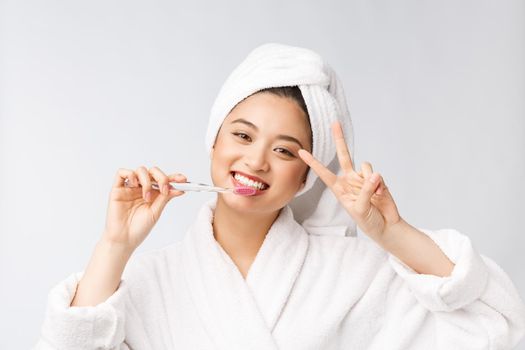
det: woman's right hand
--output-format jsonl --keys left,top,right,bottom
{"left": 102, "top": 166, "right": 187, "bottom": 252}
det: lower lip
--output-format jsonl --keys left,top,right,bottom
{"left": 230, "top": 172, "right": 268, "bottom": 196}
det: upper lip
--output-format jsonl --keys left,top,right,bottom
{"left": 231, "top": 171, "right": 270, "bottom": 186}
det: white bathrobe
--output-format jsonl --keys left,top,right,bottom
{"left": 35, "top": 198, "right": 525, "bottom": 349}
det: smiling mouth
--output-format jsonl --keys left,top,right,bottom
{"left": 230, "top": 171, "right": 270, "bottom": 191}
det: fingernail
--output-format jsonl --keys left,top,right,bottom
{"left": 369, "top": 173, "right": 379, "bottom": 183}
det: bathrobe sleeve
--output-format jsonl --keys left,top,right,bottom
{"left": 33, "top": 271, "right": 130, "bottom": 350}
{"left": 387, "top": 228, "right": 525, "bottom": 349}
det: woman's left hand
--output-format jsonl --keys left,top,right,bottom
{"left": 298, "top": 121, "right": 402, "bottom": 242}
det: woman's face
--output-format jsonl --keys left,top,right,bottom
{"left": 210, "top": 91, "right": 312, "bottom": 215}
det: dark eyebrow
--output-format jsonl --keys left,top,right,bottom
{"left": 276, "top": 135, "right": 304, "bottom": 149}
{"left": 230, "top": 118, "right": 305, "bottom": 149}
{"left": 231, "top": 118, "right": 258, "bottom": 130}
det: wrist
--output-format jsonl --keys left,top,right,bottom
{"left": 97, "top": 238, "right": 135, "bottom": 259}
{"left": 378, "top": 217, "right": 409, "bottom": 251}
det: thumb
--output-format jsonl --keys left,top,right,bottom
{"left": 355, "top": 173, "right": 381, "bottom": 212}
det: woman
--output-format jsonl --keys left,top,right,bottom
{"left": 35, "top": 43, "right": 525, "bottom": 349}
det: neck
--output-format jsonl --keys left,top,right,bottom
{"left": 212, "top": 195, "right": 281, "bottom": 264}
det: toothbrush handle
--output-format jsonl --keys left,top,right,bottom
{"left": 151, "top": 182, "right": 230, "bottom": 193}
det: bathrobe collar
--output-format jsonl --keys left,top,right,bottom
{"left": 181, "top": 198, "right": 309, "bottom": 350}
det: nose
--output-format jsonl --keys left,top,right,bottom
{"left": 244, "top": 145, "right": 269, "bottom": 172}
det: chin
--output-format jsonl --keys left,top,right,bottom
{"left": 219, "top": 191, "right": 292, "bottom": 216}
{"left": 216, "top": 191, "right": 261, "bottom": 212}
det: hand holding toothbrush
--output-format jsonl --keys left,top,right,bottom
{"left": 102, "top": 166, "right": 188, "bottom": 252}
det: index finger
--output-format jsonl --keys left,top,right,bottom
{"left": 298, "top": 149, "right": 337, "bottom": 187}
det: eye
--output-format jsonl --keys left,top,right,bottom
{"left": 232, "top": 132, "right": 251, "bottom": 141}
{"left": 275, "top": 148, "right": 295, "bottom": 157}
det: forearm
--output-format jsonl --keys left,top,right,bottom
{"left": 378, "top": 219, "right": 455, "bottom": 277}
{"left": 70, "top": 239, "right": 133, "bottom": 307}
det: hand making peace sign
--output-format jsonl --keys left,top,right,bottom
{"left": 298, "top": 121, "right": 401, "bottom": 242}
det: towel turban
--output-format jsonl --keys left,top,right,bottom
{"left": 205, "top": 43, "right": 357, "bottom": 237}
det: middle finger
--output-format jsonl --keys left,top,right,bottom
{"left": 135, "top": 166, "right": 153, "bottom": 201}
{"left": 332, "top": 121, "right": 354, "bottom": 173}
{"left": 149, "top": 166, "right": 170, "bottom": 195}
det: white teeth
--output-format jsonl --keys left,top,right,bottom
{"left": 233, "top": 172, "right": 268, "bottom": 190}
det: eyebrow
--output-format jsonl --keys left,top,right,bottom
{"left": 230, "top": 118, "right": 305, "bottom": 149}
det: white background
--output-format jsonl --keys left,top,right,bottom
{"left": 1, "top": 0, "right": 524, "bottom": 348}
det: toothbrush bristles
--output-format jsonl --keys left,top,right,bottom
{"left": 233, "top": 187, "right": 257, "bottom": 196}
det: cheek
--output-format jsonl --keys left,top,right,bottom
{"left": 275, "top": 164, "right": 307, "bottom": 189}
{"left": 210, "top": 137, "right": 240, "bottom": 179}
{"left": 213, "top": 136, "right": 236, "bottom": 162}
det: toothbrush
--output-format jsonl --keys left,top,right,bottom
{"left": 123, "top": 179, "right": 256, "bottom": 196}
{"left": 154, "top": 181, "right": 257, "bottom": 196}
